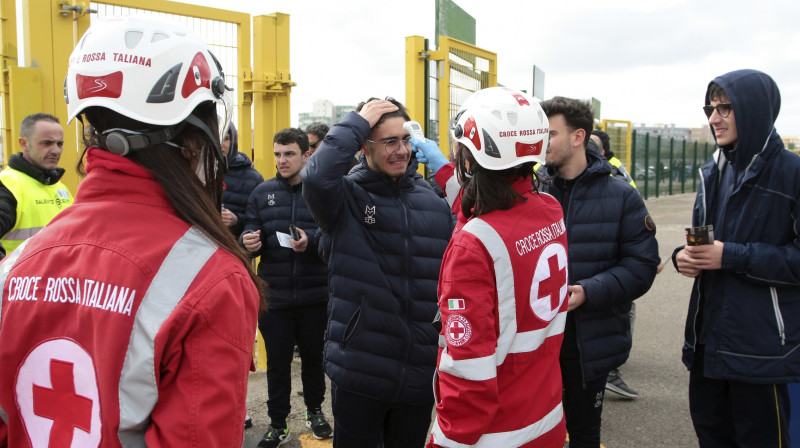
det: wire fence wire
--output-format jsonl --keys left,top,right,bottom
{"left": 631, "top": 131, "right": 716, "bottom": 199}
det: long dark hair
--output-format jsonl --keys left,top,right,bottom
{"left": 78, "top": 104, "right": 266, "bottom": 308}
{"left": 455, "top": 145, "right": 540, "bottom": 219}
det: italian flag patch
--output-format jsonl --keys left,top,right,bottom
{"left": 448, "top": 298, "right": 465, "bottom": 310}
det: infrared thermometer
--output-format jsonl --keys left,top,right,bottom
{"left": 403, "top": 121, "right": 425, "bottom": 141}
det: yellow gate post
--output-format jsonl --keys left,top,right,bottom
{"left": 249, "top": 13, "right": 294, "bottom": 179}
{"left": 17, "top": 0, "right": 87, "bottom": 193}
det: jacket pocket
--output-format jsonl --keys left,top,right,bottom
{"left": 341, "top": 303, "right": 363, "bottom": 348}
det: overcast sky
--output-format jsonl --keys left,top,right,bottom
{"left": 182, "top": 0, "right": 799, "bottom": 135}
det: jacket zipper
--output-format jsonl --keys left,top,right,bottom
{"left": 291, "top": 189, "right": 297, "bottom": 304}
{"left": 689, "top": 168, "right": 708, "bottom": 352}
{"left": 770, "top": 286, "right": 786, "bottom": 348}
{"left": 562, "top": 178, "right": 587, "bottom": 386}
{"left": 394, "top": 190, "right": 413, "bottom": 402}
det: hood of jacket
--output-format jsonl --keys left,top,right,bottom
{"left": 706, "top": 69, "right": 783, "bottom": 168}
{"left": 228, "top": 150, "right": 254, "bottom": 170}
{"left": 225, "top": 122, "right": 240, "bottom": 166}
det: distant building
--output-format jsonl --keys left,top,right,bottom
{"left": 689, "top": 125, "right": 714, "bottom": 143}
{"left": 783, "top": 135, "right": 798, "bottom": 151}
{"left": 634, "top": 123, "right": 691, "bottom": 141}
{"left": 298, "top": 99, "right": 355, "bottom": 129}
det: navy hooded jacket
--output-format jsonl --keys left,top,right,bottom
{"left": 677, "top": 69, "right": 800, "bottom": 383}
{"left": 222, "top": 123, "right": 264, "bottom": 237}
{"left": 301, "top": 111, "right": 455, "bottom": 404}
{"left": 539, "top": 150, "right": 659, "bottom": 382}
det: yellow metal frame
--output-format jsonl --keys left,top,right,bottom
{"left": 249, "top": 13, "right": 294, "bottom": 179}
{"left": 406, "top": 35, "right": 496, "bottom": 160}
{"left": 601, "top": 119, "right": 633, "bottom": 168}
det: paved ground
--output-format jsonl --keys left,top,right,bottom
{"left": 242, "top": 192, "right": 700, "bottom": 448}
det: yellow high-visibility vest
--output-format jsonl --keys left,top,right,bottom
{"left": 0, "top": 168, "right": 73, "bottom": 253}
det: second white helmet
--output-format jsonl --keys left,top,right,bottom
{"left": 450, "top": 87, "right": 549, "bottom": 170}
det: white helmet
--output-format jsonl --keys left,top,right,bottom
{"left": 65, "top": 16, "right": 233, "bottom": 157}
{"left": 449, "top": 87, "right": 549, "bottom": 170}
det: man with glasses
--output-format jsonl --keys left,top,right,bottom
{"left": 305, "top": 121, "right": 329, "bottom": 156}
{"left": 672, "top": 69, "right": 800, "bottom": 448}
{"left": 302, "top": 97, "right": 455, "bottom": 447}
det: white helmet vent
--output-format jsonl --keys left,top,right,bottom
{"left": 508, "top": 112, "right": 518, "bottom": 126}
{"left": 491, "top": 110, "right": 502, "bottom": 121}
{"left": 152, "top": 32, "right": 169, "bottom": 43}
{"left": 125, "top": 31, "right": 143, "bottom": 49}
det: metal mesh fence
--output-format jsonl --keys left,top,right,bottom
{"left": 632, "top": 131, "right": 715, "bottom": 198}
{"left": 427, "top": 44, "right": 492, "bottom": 145}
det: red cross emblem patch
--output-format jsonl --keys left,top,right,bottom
{"left": 445, "top": 314, "right": 472, "bottom": 347}
{"left": 529, "top": 242, "right": 569, "bottom": 322}
{"left": 16, "top": 339, "right": 102, "bottom": 447}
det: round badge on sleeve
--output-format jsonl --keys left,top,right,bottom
{"left": 645, "top": 214, "right": 656, "bottom": 231}
{"left": 445, "top": 314, "right": 473, "bottom": 347}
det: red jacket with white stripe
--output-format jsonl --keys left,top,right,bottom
{"left": 428, "top": 164, "right": 568, "bottom": 448}
{"left": 0, "top": 148, "right": 260, "bottom": 447}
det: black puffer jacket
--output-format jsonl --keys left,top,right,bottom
{"left": 241, "top": 174, "right": 326, "bottom": 311}
{"left": 539, "top": 150, "right": 659, "bottom": 381}
{"left": 222, "top": 124, "right": 263, "bottom": 237}
{"left": 301, "top": 111, "right": 455, "bottom": 404}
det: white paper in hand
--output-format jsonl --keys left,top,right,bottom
{"left": 276, "top": 231, "right": 293, "bottom": 248}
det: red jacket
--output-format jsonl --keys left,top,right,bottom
{"left": 0, "top": 148, "right": 260, "bottom": 447}
{"left": 428, "top": 165, "right": 567, "bottom": 448}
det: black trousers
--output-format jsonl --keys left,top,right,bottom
{"left": 689, "top": 346, "right": 790, "bottom": 448}
{"left": 258, "top": 301, "right": 327, "bottom": 427}
{"left": 561, "top": 351, "right": 608, "bottom": 448}
{"left": 330, "top": 382, "right": 433, "bottom": 448}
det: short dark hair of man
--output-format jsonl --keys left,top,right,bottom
{"left": 20, "top": 113, "right": 60, "bottom": 139}
{"left": 591, "top": 129, "right": 614, "bottom": 158}
{"left": 540, "top": 96, "right": 594, "bottom": 148}
{"left": 591, "top": 129, "right": 610, "bottom": 152}
{"left": 274, "top": 127, "right": 310, "bottom": 154}
{"left": 707, "top": 83, "right": 728, "bottom": 102}
{"left": 305, "top": 122, "right": 330, "bottom": 141}
{"left": 355, "top": 97, "right": 411, "bottom": 128}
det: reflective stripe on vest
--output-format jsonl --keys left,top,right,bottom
{"left": 0, "top": 238, "right": 31, "bottom": 427}
{"left": 117, "top": 226, "right": 218, "bottom": 447}
{"left": 0, "top": 168, "right": 73, "bottom": 253}
{"left": 431, "top": 402, "right": 564, "bottom": 448}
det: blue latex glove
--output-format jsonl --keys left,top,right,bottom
{"left": 409, "top": 138, "right": 449, "bottom": 174}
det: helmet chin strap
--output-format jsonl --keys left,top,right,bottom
{"left": 184, "top": 113, "right": 228, "bottom": 173}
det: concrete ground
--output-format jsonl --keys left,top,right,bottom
{"left": 242, "top": 192, "right": 700, "bottom": 448}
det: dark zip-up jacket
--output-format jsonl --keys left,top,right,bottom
{"left": 676, "top": 69, "right": 800, "bottom": 383}
{"left": 301, "top": 111, "right": 455, "bottom": 404}
{"left": 241, "top": 175, "right": 326, "bottom": 311}
{"left": 222, "top": 124, "right": 263, "bottom": 237}
{"left": 538, "top": 150, "right": 659, "bottom": 381}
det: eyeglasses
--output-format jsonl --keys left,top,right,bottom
{"left": 309, "top": 140, "right": 322, "bottom": 149}
{"left": 367, "top": 136, "right": 412, "bottom": 155}
{"left": 703, "top": 103, "right": 733, "bottom": 119}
